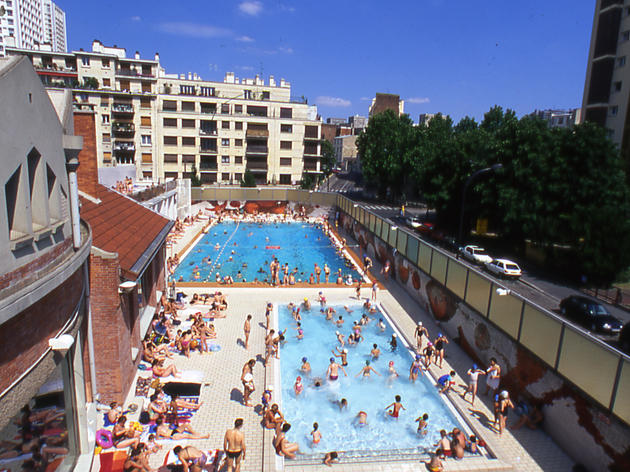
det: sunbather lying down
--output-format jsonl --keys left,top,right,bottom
{"left": 155, "top": 416, "right": 209, "bottom": 440}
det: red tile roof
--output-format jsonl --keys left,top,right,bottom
{"left": 80, "top": 184, "right": 173, "bottom": 278}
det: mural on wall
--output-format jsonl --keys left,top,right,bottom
{"left": 340, "top": 210, "right": 630, "bottom": 472}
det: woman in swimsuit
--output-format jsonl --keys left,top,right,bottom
{"left": 112, "top": 416, "right": 140, "bottom": 449}
{"left": 409, "top": 355, "right": 423, "bottom": 382}
{"left": 356, "top": 360, "right": 381, "bottom": 378}
{"left": 433, "top": 334, "right": 449, "bottom": 368}
{"left": 423, "top": 343, "right": 434, "bottom": 368}
{"left": 310, "top": 422, "right": 321, "bottom": 445}
{"left": 497, "top": 391, "right": 514, "bottom": 435}
{"left": 294, "top": 376, "right": 304, "bottom": 395}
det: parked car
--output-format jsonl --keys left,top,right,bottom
{"left": 484, "top": 259, "right": 522, "bottom": 279}
{"left": 459, "top": 245, "right": 492, "bottom": 265}
{"left": 559, "top": 295, "right": 623, "bottom": 334}
{"left": 405, "top": 216, "right": 422, "bottom": 229}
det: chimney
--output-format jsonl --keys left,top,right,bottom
{"left": 135, "top": 51, "right": 140, "bottom": 59}
{"left": 154, "top": 52, "right": 160, "bottom": 62}
{"left": 188, "top": 72, "right": 192, "bottom": 80}
{"left": 72, "top": 109, "right": 99, "bottom": 197}
{"left": 269, "top": 75, "right": 275, "bottom": 87}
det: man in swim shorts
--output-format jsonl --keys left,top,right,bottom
{"left": 224, "top": 418, "right": 246, "bottom": 472}
{"left": 326, "top": 357, "right": 347, "bottom": 381}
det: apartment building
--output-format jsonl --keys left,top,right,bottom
{"left": 529, "top": 108, "right": 581, "bottom": 128}
{"left": 0, "top": 0, "right": 67, "bottom": 55}
{"left": 368, "top": 93, "right": 405, "bottom": 117}
{"left": 581, "top": 0, "right": 630, "bottom": 163}
{"left": 6, "top": 40, "right": 322, "bottom": 185}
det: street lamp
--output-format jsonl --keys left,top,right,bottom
{"left": 457, "top": 163, "right": 503, "bottom": 244}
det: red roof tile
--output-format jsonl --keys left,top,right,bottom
{"left": 80, "top": 184, "right": 173, "bottom": 277}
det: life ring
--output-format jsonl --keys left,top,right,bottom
{"left": 96, "top": 429, "right": 113, "bottom": 449}
{"left": 265, "top": 246, "right": 281, "bottom": 249}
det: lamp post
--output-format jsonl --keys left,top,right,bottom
{"left": 457, "top": 163, "right": 503, "bottom": 245}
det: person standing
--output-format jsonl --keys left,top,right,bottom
{"left": 433, "top": 333, "right": 449, "bottom": 369}
{"left": 414, "top": 322, "right": 428, "bottom": 351}
{"left": 224, "top": 418, "right": 246, "bottom": 472}
{"left": 463, "top": 364, "right": 486, "bottom": 405}
{"left": 241, "top": 359, "right": 256, "bottom": 407}
{"left": 324, "top": 263, "right": 330, "bottom": 283}
{"left": 371, "top": 280, "right": 378, "bottom": 301}
{"left": 243, "top": 314, "right": 252, "bottom": 350}
{"left": 485, "top": 358, "right": 501, "bottom": 396}
{"left": 497, "top": 391, "right": 514, "bottom": 435}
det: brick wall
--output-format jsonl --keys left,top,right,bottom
{"left": 73, "top": 111, "right": 98, "bottom": 196}
{"left": 0, "top": 267, "right": 84, "bottom": 393}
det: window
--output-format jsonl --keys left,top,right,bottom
{"left": 119, "top": 80, "right": 130, "bottom": 91}
{"left": 618, "top": 56, "right": 626, "bottom": 67}
{"left": 610, "top": 106, "right": 619, "bottom": 116}
{"left": 5, "top": 165, "right": 28, "bottom": 239}
{"left": 221, "top": 103, "right": 230, "bottom": 114}
{"left": 280, "top": 157, "right": 292, "bottom": 166}
{"left": 280, "top": 141, "right": 292, "bottom": 150}
{"left": 281, "top": 124, "right": 293, "bottom": 133}
{"left": 201, "top": 103, "right": 216, "bottom": 114}
{"left": 142, "top": 153, "right": 152, "bottom": 163}
{"left": 262, "top": 91, "right": 270, "bottom": 100}
{"left": 181, "top": 101, "right": 195, "bottom": 112}
{"left": 163, "top": 118, "right": 177, "bottom": 127}
{"left": 141, "top": 135, "right": 152, "bottom": 145}
{"left": 103, "top": 152, "right": 112, "bottom": 163}
{"left": 234, "top": 173, "right": 242, "bottom": 181}
{"left": 100, "top": 97, "right": 109, "bottom": 106}
{"left": 141, "top": 116, "right": 151, "bottom": 127}
{"left": 200, "top": 86, "right": 215, "bottom": 97}
{"left": 164, "top": 136, "right": 178, "bottom": 145}
{"left": 81, "top": 56, "right": 89, "bottom": 66}
{"left": 615, "top": 81, "right": 623, "bottom": 92}
{"left": 222, "top": 173, "right": 230, "bottom": 181}
{"left": 243, "top": 90, "right": 252, "bottom": 100}
{"left": 235, "top": 139, "right": 243, "bottom": 147}
{"left": 164, "top": 154, "right": 178, "bottom": 163}
{"left": 235, "top": 121, "right": 243, "bottom": 130}
{"left": 180, "top": 85, "right": 195, "bottom": 95}
{"left": 102, "top": 59, "right": 110, "bottom": 68}
{"left": 141, "top": 98, "right": 151, "bottom": 109}
{"left": 235, "top": 104, "right": 243, "bottom": 113}
{"left": 222, "top": 121, "right": 230, "bottom": 129}
{"left": 182, "top": 119, "right": 196, "bottom": 128}
{"left": 142, "top": 83, "right": 152, "bottom": 93}
{"left": 102, "top": 133, "right": 111, "bottom": 143}
{"left": 182, "top": 155, "right": 195, "bottom": 163}
{"left": 182, "top": 137, "right": 196, "bottom": 146}
{"left": 221, "top": 156, "right": 230, "bottom": 164}
{"left": 102, "top": 114, "right": 110, "bottom": 124}
{"left": 623, "top": 31, "right": 630, "bottom": 42}
{"left": 103, "top": 78, "right": 111, "bottom": 87}
{"left": 27, "top": 148, "right": 46, "bottom": 230}
{"left": 163, "top": 100, "right": 177, "bottom": 111}
{"left": 235, "top": 156, "right": 243, "bottom": 164}
{"left": 280, "top": 107, "right": 292, "bottom": 118}
{"left": 221, "top": 138, "right": 230, "bottom": 146}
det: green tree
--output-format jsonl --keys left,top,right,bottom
{"left": 300, "top": 172, "right": 315, "bottom": 190}
{"left": 189, "top": 165, "right": 202, "bottom": 187}
{"left": 241, "top": 169, "right": 256, "bottom": 187}
{"left": 357, "top": 110, "right": 416, "bottom": 199}
{"left": 320, "top": 139, "right": 336, "bottom": 176}
{"left": 82, "top": 76, "right": 99, "bottom": 89}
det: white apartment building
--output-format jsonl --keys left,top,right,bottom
{"left": 6, "top": 40, "right": 322, "bottom": 185}
{"left": 0, "top": 0, "right": 67, "bottom": 55}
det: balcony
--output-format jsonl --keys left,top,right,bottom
{"left": 200, "top": 146, "right": 218, "bottom": 154}
{"left": 246, "top": 128, "right": 269, "bottom": 138}
{"left": 246, "top": 160, "right": 268, "bottom": 170}
{"left": 113, "top": 141, "right": 136, "bottom": 152}
{"left": 303, "top": 162, "right": 319, "bottom": 171}
{"left": 200, "top": 128, "right": 218, "bottom": 136}
{"left": 116, "top": 68, "right": 155, "bottom": 79}
{"left": 245, "top": 145, "right": 268, "bottom": 155}
{"left": 112, "top": 104, "right": 134, "bottom": 114}
{"left": 304, "top": 147, "right": 319, "bottom": 156}
{"left": 112, "top": 122, "right": 135, "bottom": 135}
{"left": 200, "top": 158, "right": 218, "bottom": 170}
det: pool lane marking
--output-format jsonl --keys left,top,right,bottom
{"left": 207, "top": 220, "right": 240, "bottom": 280}
{"left": 376, "top": 301, "right": 489, "bottom": 457}
{"left": 272, "top": 302, "right": 284, "bottom": 471}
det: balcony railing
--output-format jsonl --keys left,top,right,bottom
{"left": 200, "top": 160, "right": 218, "bottom": 170}
{"left": 200, "top": 146, "right": 218, "bottom": 154}
{"left": 246, "top": 161, "right": 268, "bottom": 170}
{"left": 112, "top": 104, "right": 134, "bottom": 113}
{"left": 130, "top": 180, "right": 177, "bottom": 202}
{"left": 246, "top": 145, "right": 268, "bottom": 155}
{"left": 113, "top": 142, "right": 136, "bottom": 151}
{"left": 200, "top": 128, "right": 218, "bottom": 136}
{"left": 116, "top": 69, "right": 155, "bottom": 78}
{"left": 112, "top": 122, "right": 135, "bottom": 133}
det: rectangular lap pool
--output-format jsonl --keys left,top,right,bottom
{"left": 173, "top": 221, "right": 359, "bottom": 283}
{"left": 277, "top": 302, "right": 466, "bottom": 460}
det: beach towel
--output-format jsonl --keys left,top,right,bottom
{"left": 98, "top": 450, "right": 127, "bottom": 472}
{"left": 163, "top": 448, "right": 223, "bottom": 468}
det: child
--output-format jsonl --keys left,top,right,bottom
{"left": 147, "top": 433, "right": 161, "bottom": 453}
{"left": 294, "top": 376, "right": 304, "bottom": 395}
{"left": 389, "top": 333, "right": 398, "bottom": 351}
{"left": 438, "top": 371, "right": 456, "bottom": 394}
{"left": 415, "top": 413, "right": 429, "bottom": 435}
{"left": 385, "top": 395, "right": 405, "bottom": 418}
{"left": 311, "top": 422, "right": 322, "bottom": 445}
{"left": 261, "top": 386, "right": 273, "bottom": 415}
{"left": 323, "top": 451, "right": 338, "bottom": 467}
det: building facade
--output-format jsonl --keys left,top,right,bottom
{"left": 7, "top": 40, "right": 323, "bottom": 186}
{"left": 333, "top": 134, "right": 359, "bottom": 171}
{"left": 529, "top": 108, "right": 581, "bottom": 128}
{"left": 369, "top": 93, "right": 404, "bottom": 117}
{"left": 0, "top": 0, "right": 67, "bottom": 55}
{"left": 581, "top": 0, "right": 630, "bottom": 161}
{"left": 0, "top": 55, "right": 93, "bottom": 470}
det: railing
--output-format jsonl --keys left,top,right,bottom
{"left": 113, "top": 142, "right": 135, "bottom": 151}
{"left": 112, "top": 104, "right": 134, "bottom": 113}
{"left": 112, "top": 122, "right": 135, "bottom": 133}
{"left": 246, "top": 162, "right": 268, "bottom": 170}
{"left": 200, "top": 128, "right": 218, "bottom": 136}
{"left": 116, "top": 69, "right": 155, "bottom": 78}
{"left": 200, "top": 161, "right": 218, "bottom": 170}
{"left": 290, "top": 96, "right": 308, "bottom": 104}
{"left": 129, "top": 180, "right": 177, "bottom": 202}
{"left": 199, "top": 147, "right": 218, "bottom": 154}
{"left": 246, "top": 145, "right": 268, "bottom": 154}
{"left": 335, "top": 194, "right": 630, "bottom": 426}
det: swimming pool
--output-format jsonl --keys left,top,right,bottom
{"left": 277, "top": 302, "right": 464, "bottom": 459}
{"left": 173, "top": 222, "right": 359, "bottom": 283}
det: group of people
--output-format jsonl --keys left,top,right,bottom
{"left": 112, "top": 177, "right": 133, "bottom": 194}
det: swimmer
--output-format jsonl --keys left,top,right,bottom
{"left": 294, "top": 376, "right": 304, "bottom": 396}
{"left": 300, "top": 357, "right": 311, "bottom": 374}
{"left": 385, "top": 395, "right": 405, "bottom": 418}
{"left": 415, "top": 413, "right": 429, "bottom": 435}
{"left": 378, "top": 318, "right": 386, "bottom": 332}
{"left": 296, "top": 322, "right": 304, "bottom": 340}
{"left": 311, "top": 422, "right": 322, "bottom": 445}
{"left": 409, "top": 355, "right": 424, "bottom": 383}
{"left": 389, "top": 334, "right": 398, "bottom": 351}
{"left": 332, "top": 347, "right": 348, "bottom": 366}
{"left": 371, "top": 343, "right": 381, "bottom": 359}
{"left": 335, "top": 315, "right": 344, "bottom": 327}
{"left": 388, "top": 361, "right": 399, "bottom": 381}
{"left": 302, "top": 297, "right": 311, "bottom": 310}
{"left": 356, "top": 360, "right": 380, "bottom": 378}
{"left": 347, "top": 333, "right": 356, "bottom": 346}
{"left": 354, "top": 411, "right": 368, "bottom": 426}
{"left": 335, "top": 331, "right": 345, "bottom": 347}
{"left": 343, "top": 305, "right": 354, "bottom": 313}
{"left": 326, "top": 357, "right": 347, "bottom": 381}
{"left": 333, "top": 398, "right": 348, "bottom": 411}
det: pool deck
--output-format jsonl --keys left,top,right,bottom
{"left": 122, "top": 210, "right": 575, "bottom": 472}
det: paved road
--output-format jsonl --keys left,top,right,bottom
{"left": 339, "top": 198, "right": 629, "bottom": 349}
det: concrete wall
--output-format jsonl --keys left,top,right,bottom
{"left": 338, "top": 210, "right": 630, "bottom": 472}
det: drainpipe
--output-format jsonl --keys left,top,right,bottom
{"left": 63, "top": 134, "right": 84, "bottom": 250}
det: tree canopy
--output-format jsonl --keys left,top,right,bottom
{"left": 357, "top": 106, "right": 630, "bottom": 285}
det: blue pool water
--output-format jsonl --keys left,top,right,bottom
{"left": 278, "top": 303, "right": 463, "bottom": 456}
{"left": 173, "top": 222, "right": 359, "bottom": 283}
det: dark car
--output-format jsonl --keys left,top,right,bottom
{"left": 559, "top": 296, "right": 623, "bottom": 334}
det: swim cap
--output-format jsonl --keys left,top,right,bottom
{"left": 416, "top": 355, "right": 421, "bottom": 360}
{"left": 304, "top": 297, "right": 308, "bottom": 301}
{"left": 438, "top": 333, "right": 442, "bottom": 337}
{"left": 335, "top": 331, "right": 340, "bottom": 335}
{"left": 389, "top": 361, "right": 394, "bottom": 366}
{"left": 267, "top": 385, "right": 274, "bottom": 391}
{"left": 366, "top": 360, "right": 370, "bottom": 365}
{"left": 418, "top": 321, "right": 423, "bottom": 326}
{"left": 428, "top": 342, "right": 433, "bottom": 346}
{"left": 330, "top": 357, "right": 335, "bottom": 362}
{"left": 472, "top": 364, "right": 478, "bottom": 370}
{"left": 500, "top": 390, "right": 509, "bottom": 399}
{"left": 302, "top": 358, "right": 307, "bottom": 363}
{"left": 392, "top": 333, "right": 397, "bottom": 337}
{"left": 296, "top": 376, "right": 302, "bottom": 381}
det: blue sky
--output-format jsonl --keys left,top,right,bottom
{"left": 61, "top": 0, "right": 594, "bottom": 123}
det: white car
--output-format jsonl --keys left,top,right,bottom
{"left": 459, "top": 245, "right": 493, "bottom": 265}
{"left": 484, "top": 259, "right": 522, "bottom": 279}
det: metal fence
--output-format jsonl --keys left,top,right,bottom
{"left": 335, "top": 194, "right": 630, "bottom": 425}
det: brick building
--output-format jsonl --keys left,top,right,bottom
{"left": 73, "top": 106, "right": 173, "bottom": 403}
{"left": 0, "top": 56, "right": 93, "bottom": 469}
